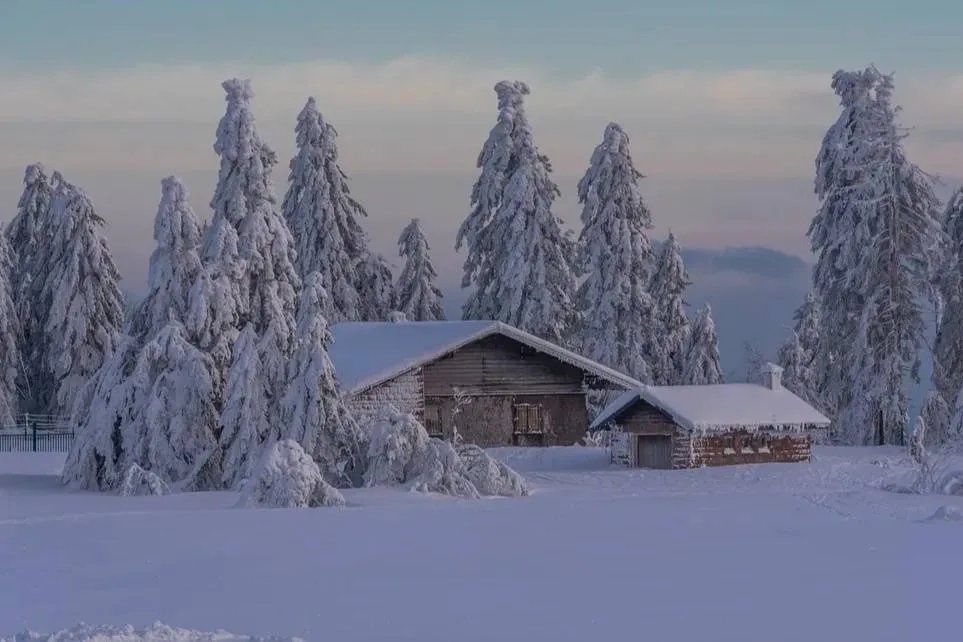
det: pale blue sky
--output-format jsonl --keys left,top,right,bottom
{"left": 2, "top": 0, "right": 960, "bottom": 74}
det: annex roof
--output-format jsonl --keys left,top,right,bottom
{"left": 328, "top": 320, "right": 643, "bottom": 394}
{"left": 589, "top": 383, "right": 831, "bottom": 432}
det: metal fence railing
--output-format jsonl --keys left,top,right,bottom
{"left": 0, "top": 414, "right": 74, "bottom": 453}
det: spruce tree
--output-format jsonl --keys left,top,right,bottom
{"left": 456, "top": 80, "right": 576, "bottom": 344}
{"left": 395, "top": 218, "right": 445, "bottom": 321}
{"left": 809, "top": 68, "right": 880, "bottom": 422}
{"left": 777, "top": 291, "right": 823, "bottom": 409}
{"left": 358, "top": 252, "right": 396, "bottom": 322}
{"left": 576, "top": 122, "right": 655, "bottom": 382}
{"left": 0, "top": 233, "right": 21, "bottom": 425}
{"left": 6, "top": 164, "right": 54, "bottom": 414}
{"left": 649, "top": 232, "right": 691, "bottom": 384}
{"left": 131, "top": 177, "right": 203, "bottom": 340}
{"left": 281, "top": 97, "right": 369, "bottom": 322}
{"left": 42, "top": 173, "right": 124, "bottom": 417}
{"left": 834, "top": 70, "right": 941, "bottom": 446}
{"left": 932, "top": 186, "right": 963, "bottom": 441}
{"left": 682, "top": 304, "right": 724, "bottom": 385}
{"left": 281, "top": 272, "right": 365, "bottom": 487}
{"left": 206, "top": 78, "right": 301, "bottom": 488}
{"left": 64, "top": 177, "right": 220, "bottom": 491}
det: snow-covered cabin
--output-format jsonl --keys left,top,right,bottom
{"left": 590, "top": 363, "right": 830, "bottom": 468}
{"left": 329, "top": 321, "right": 642, "bottom": 447}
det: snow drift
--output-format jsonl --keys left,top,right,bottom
{"left": 0, "top": 621, "right": 302, "bottom": 641}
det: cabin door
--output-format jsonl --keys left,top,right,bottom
{"left": 635, "top": 435, "right": 672, "bottom": 469}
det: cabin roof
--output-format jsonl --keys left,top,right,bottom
{"left": 329, "top": 321, "right": 644, "bottom": 394}
{"left": 590, "top": 383, "right": 831, "bottom": 432}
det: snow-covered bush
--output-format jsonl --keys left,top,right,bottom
{"left": 118, "top": 464, "right": 170, "bottom": 497}
{"left": 409, "top": 439, "right": 480, "bottom": 499}
{"left": 363, "top": 404, "right": 528, "bottom": 499}
{"left": 457, "top": 444, "right": 530, "bottom": 496}
{"left": 237, "top": 440, "right": 345, "bottom": 509}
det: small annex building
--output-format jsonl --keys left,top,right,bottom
{"left": 590, "top": 363, "right": 830, "bottom": 468}
{"left": 329, "top": 320, "right": 643, "bottom": 447}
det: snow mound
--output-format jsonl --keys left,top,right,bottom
{"left": 1, "top": 621, "right": 302, "bottom": 641}
{"left": 922, "top": 505, "right": 963, "bottom": 522}
{"left": 118, "top": 465, "right": 171, "bottom": 497}
{"left": 457, "top": 444, "right": 529, "bottom": 496}
{"left": 363, "top": 405, "right": 527, "bottom": 499}
{"left": 237, "top": 440, "right": 345, "bottom": 509}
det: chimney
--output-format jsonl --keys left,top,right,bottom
{"left": 760, "top": 362, "right": 783, "bottom": 390}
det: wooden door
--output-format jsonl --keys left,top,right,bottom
{"left": 635, "top": 435, "right": 672, "bottom": 469}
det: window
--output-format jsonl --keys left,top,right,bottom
{"left": 723, "top": 435, "right": 736, "bottom": 454}
{"left": 756, "top": 432, "right": 771, "bottom": 453}
{"left": 513, "top": 403, "right": 543, "bottom": 434}
{"left": 424, "top": 405, "right": 443, "bottom": 439}
{"left": 740, "top": 434, "right": 753, "bottom": 453}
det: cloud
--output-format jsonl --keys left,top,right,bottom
{"left": 2, "top": 57, "right": 961, "bottom": 178}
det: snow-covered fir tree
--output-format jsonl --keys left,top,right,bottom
{"left": 649, "top": 232, "right": 691, "bottom": 385}
{"left": 206, "top": 78, "right": 301, "bottom": 488}
{"left": 394, "top": 218, "right": 445, "bottom": 321}
{"left": 777, "top": 291, "right": 823, "bottom": 409}
{"left": 6, "top": 164, "right": 55, "bottom": 413}
{"left": 456, "top": 80, "right": 577, "bottom": 344}
{"left": 281, "top": 97, "right": 369, "bottom": 322}
{"left": 281, "top": 272, "right": 364, "bottom": 487}
{"left": 130, "top": 177, "right": 203, "bottom": 340}
{"left": 931, "top": 187, "right": 963, "bottom": 444}
{"left": 42, "top": 173, "right": 124, "bottom": 417}
{"left": 65, "top": 177, "right": 221, "bottom": 491}
{"left": 832, "top": 70, "right": 941, "bottom": 446}
{"left": 682, "top": 304, "right": 724, "bottom": 385}
{"left": 0, "top": 233, "right": 22, "bottom": 425}
{"left": 809, "top": 67, "right": 880, "bottom": 423}
{"left": 357, "top": 252, "right": 396, "bottom": 322}
{"left": 576, "top": 122, "right": 655, "bottom": 382}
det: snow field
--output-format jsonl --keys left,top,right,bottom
{"left": 2, "top": 446, "right": 961, "bottom": 642}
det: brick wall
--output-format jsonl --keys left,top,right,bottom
{"left": 347, "top": 369, "right": 424, "bottom": 425}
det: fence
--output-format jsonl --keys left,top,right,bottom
{"left": 0, "top": 414, "right": 74, "bottom": 453}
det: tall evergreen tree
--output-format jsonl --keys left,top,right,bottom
{"left": 809, "top": 68, "right": 880, "bottom": 422}
{"left": 206, "top": 78, "right": 301, "bottom": 488}
{"left": 931, "top": 186, "right": 963, "bottom": 442}
{"left": 0, "top": 233, "right": 21, "bottom": 426}
{"left": 42, "top": 173, "right": 124, "bottom": 417}
{"left": 456, "top": 80, "right": 576, "bottom": 343}
{"left": 395, "top": 218, "right": 445, "bottom": 321}
{"left": 64, "top": 177, "right": 220, "bottom": 491}
{"left": 576, "top": 122, "right": 655, "bottom": 382}
{"left": 649, "top": 232, "right": 691, "bottom": 385}
{"left": 281, "top": 272, "right": 364, "bottom": 487}
{"left": 834, "top": 70, "right": 941, "bottom": 446}
{"left": 682, "top": 304, "right": 724, "bottom": 385}
{"left": 777, "top": 291, "right": 823, "bottom": 409}
{"left": 131, "top": 177, "right": 203, "bottom": 340}
{"left": 6, "top": 164, "right": 55, "bottom": 414}
{"left": 281, "top": 97, "right": 369, "bottom": 322}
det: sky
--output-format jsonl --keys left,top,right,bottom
{"left": 1, "top": 0, "right": 961, "bottom": 367}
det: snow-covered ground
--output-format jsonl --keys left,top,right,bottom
{"left": 1, "top": 447, "right": 959, "bottom": 641}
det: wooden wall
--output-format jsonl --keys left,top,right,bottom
{"left": 610, "top": 398, "right": 813, "bottom": 468}
{"left": 422, "top": 335, "right": 584, "bottom": 396}
{"left": 350, "top": 334, "right": 594, "bottom": 447}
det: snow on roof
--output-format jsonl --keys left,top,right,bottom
{"left": 329, "top": 320, "right": 643, "bottom": 394}
{"left": 590, "top": 384, "right": 831, "bottom": 432}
